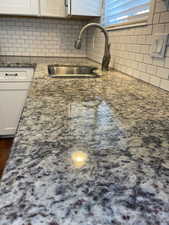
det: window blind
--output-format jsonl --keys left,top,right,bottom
{"left": 103, "top": 0, "right": 151, "bottom": 27}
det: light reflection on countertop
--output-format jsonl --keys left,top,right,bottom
{"left": 71, "top": 151, "right": 88, "bottom": 168}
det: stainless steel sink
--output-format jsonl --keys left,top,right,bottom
{"left": 48, "top": 65, "right": 100, "bottom": 78}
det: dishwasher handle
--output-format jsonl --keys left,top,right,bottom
{"left": 5, "top": 73, "right": 18, "bottom": 77}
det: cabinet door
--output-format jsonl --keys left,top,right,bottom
{"left": 0, "top": 0, "right": 39, "bottom": 16}
{"left": 40, "top": 0, "right": 66, "bottom": 17}
{"left": 0, "top": 89, "right": 28, "bottom": 136}
{"left": 68, "top": 0, "right": 101, "bottom": 17}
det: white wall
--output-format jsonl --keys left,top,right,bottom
{"left": 87, "top": 0, "right": 169, "bottom": 91}
{"left": 0, "top": 17, "right": 87, "bottom": 57}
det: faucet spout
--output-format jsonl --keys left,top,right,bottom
{"left": 74, "top": 23, "right": 111, "bottom": 71}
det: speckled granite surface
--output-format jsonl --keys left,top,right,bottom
{"left": 0, "top": 63, "right": 169, "bottom": 225}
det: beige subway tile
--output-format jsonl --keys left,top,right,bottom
{"left": 165, "top": 57, "right": 169, "bottom": 68}
{"left": 160, "top": 79, "right": 169, "bottom": 91}
{"left": 153, "top": 58, "right": 165, "bottom": 67}
{"left": 138, "top": 63, "right": 147, "bottom": 72}
{"left": 144, "top": 54, "right": 153, "bottom": 64}
{"left": 139, "top": 72, "right": 150, "bottom": 83}
{"left": 149, "top": 75, "right": 161, "bottom": 87}
{"left": 147, "top": 64, "right": 157, "bottom": 75}
{"left": 156, "top": 67, "right": 169, "bottom": 79}
{"left": 152, "top": 24, "right": 165, "bottom": 33}
{"left": 153, "top": 13, "right": 160, "bottom": 24}
{"left": 155, "top": 1, "right": 167, "bottom": 13}
{"left": 160, "top": 12, "right": 169, "bottom": 23}
{"left": 135, "top": 53, "right": 144, "bottom": 62}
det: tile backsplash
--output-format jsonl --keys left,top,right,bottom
{"left": 0, "top": 17, "right": 87, "bottom": 57}
{"left": 87, "top": 0, "right": 169, "bottom": 92}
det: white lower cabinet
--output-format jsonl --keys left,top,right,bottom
{"left": 0, "top": 0, "right": 39, "bottom": 16}
{"left": 0, "top": 68, "right": 34, "bottom": 136}
{"left": 0, "top": 89, "right": 28, "bottom": 136}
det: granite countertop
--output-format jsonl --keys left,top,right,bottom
{"left": 0, "top": 63, "right": 169, "bottom": 225}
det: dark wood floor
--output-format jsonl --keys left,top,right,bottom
{"left": 0, "top": 138, "right": 13, "bottom": 178}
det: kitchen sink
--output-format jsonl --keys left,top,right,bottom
{"left": 48, "top": 65, "right": 100, "bottom": 78}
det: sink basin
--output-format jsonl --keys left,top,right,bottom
{"left": 48, "top": 65, "right": 100, "bottom": 78}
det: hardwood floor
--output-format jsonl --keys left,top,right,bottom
{"left": 0, "top": 138, "right": 13, "bottom": 178}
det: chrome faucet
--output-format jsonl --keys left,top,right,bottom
{"left": 74, "top": 23, "right": 111, "bottom": 71}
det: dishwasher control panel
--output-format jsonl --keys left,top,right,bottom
{"left": 0, "top": 68, "right": 34, "bottom": 82}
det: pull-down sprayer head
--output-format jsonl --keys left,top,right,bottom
{"left": 74, "top": 39, "right": 82, "bottom": 49}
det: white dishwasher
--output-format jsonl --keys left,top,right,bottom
{"left": 0, "top": 67, "right": 34, "bottom": 137}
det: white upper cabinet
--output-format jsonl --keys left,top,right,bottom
{"left": 0, "top": 0, "right": 101, "bottom": 18}
{"left": 0, "top": 0, "right": 39, "bottom": 16}
{"left": 67, "top": 0, "right": 101, "bottom": 17}
{"left": 40, "top": 0, "right": 66, "bottom": 17}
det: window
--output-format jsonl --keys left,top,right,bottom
{"left": 103, "top": 0, "right": 151, "bottom": 27}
